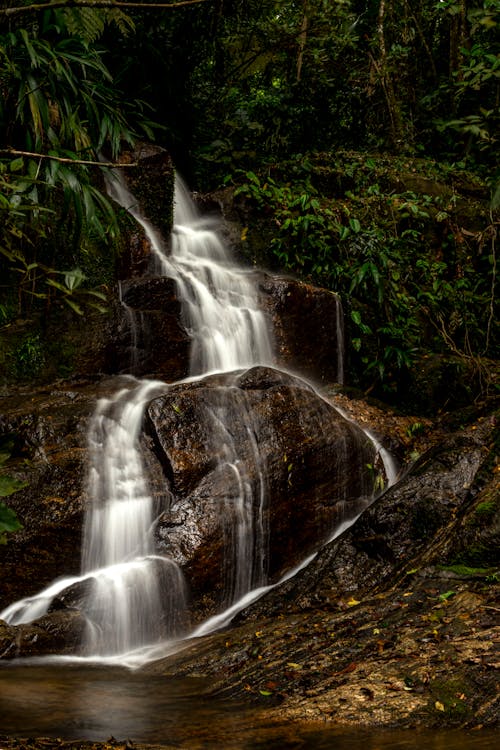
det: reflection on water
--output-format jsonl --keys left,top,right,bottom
{"left": 0, "top": 662, "right": 496, "bottom": 749}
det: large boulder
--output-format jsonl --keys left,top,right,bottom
{"left": 0, "top": 367, "right": 382, "bottom": 649}
{"left": 233, "top": 411, "right": 499, "bottom": 619}
{"left": 144, "top": 366, "right": 380, "bottom": 621}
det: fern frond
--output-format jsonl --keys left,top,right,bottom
{"left": 62, "top": 9, "right": 104, "bottom": 43}
{"left": 60, "top": 8, "right": 135, "bottom": 43}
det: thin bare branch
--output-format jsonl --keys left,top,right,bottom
{"left": 1, "top": 148, "right": 138, "bottom": 167}
{"left": 0, "top": 0, "right": 210, "bottom": 19}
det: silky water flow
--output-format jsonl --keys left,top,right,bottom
{"left": 0, "top": 172, "right": 396, "bottom": 662}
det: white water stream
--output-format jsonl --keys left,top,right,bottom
{"left": 0, "top": 172, "right": 397, "bottom": 664}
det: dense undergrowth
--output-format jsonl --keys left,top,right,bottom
{"left": 229, "top": 152, "right": 498, "bottom": 408}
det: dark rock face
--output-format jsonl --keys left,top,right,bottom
{"left": 115, "top": 142, "right": 174, "bottom": 277}
{"left": 100, "top": 272, "right": 344, "bottom": 383}
{"left": 145, "top": 366, "right": 377, "bottom": 620}
{"left": 0, "top": 368, "right": 378, "bottom": 647}
{"left": 103, "top": 277, "right": 191, "bottom": 380}
{"left": 258, "top": 274, "right": 344, "bottom": 384}
{"left": 236, "top": 415, "right": 497, "bottom": 619}
{"left": 145, "top": 413, "right": 499, "bottom": 731}
{"left": 0, "top": 378, "right": 136, "bottom": 612}
{"left": 0, "top": 384, "right": 92, "bottom": 611}
{"left": 0, "top": 610, "right": 86, "bottom": 659}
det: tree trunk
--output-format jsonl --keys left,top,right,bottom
{"left": 449, "top": 0, "right": 468, "bottom": 100}
{"left": 376, "top": 0, "right": 405, "bottom": 149}
{"left": 296, "top": 0, "right": 308, "bottom": 83}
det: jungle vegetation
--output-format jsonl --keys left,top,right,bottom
{"left": 0, "top": 0, "right": 498, "bottom": 399}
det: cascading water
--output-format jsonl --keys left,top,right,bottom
{"left": 0, "top": 170, "right": 396, "bottom": 663}
{"left": 104, "top": 171, "right": 277, "bottom": 618}
{"left": 81, "top": 379, "right": 189, "bottom": 654}
{"left": 107, "top": 172, "right": 274, "bottom": 375}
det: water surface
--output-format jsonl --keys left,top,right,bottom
{"left": 0, "top": 662, "right": 496, "bottom": 749}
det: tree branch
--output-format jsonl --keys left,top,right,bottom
{"left": 1, "top": 148, "right": 138, "bottom": 167}
{"left": 0, "top": 0, "right": 211, "bottom": 18}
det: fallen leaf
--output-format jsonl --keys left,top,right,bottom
{"left": 334, "top": 662, "right": 358, "bottom": 675}
{"left": 265, "top": 680, "right": 279, "bottom": 690}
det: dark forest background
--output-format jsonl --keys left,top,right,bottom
{"left": 0, "top": 0, "right": 498, "bottom": 402}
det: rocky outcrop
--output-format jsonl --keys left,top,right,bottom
{"left": 234, "top": 410, "right": 497, "bottom": 615}
{"left": 0, "top": 383, "right": 94, "bottom": 610}
{"left": 146, "top": 408, "right": 500, "bottom": 730}
{"left": 0, "top": 367, "right": 380, "bottom": 647}
{"left": 145, "top": 366, "right": 378, "bottom": 620}
{"left": 115, "top": 142, "right": 175, "bottom": 277}
{"left": 100, "top": 273, "right": 344, "bottom": 383}
{"left": 0, "top": 610, "right": 85, "bottom": 659}
{"left": 104, "top": 277, "right": 191, "bottom": 380}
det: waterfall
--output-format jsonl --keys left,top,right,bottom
{"left": 0, "top": 171, "right": 393, "bottom": 661}
{"left": 1, "top": 379, "right": 190, "bottom": 655}
{"left": 107, "top": 172, "right": 274, "bottom": 375}
{"left": 81, "top": 379, "right": 188, "bottom": 654}
{"left": 202, "top": 384, "right": 269, "bottom": 604}
{"left": 105, "top": 171, "right": 277, "bottom": 615}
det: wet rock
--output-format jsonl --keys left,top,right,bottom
{"left": 115, "top": 142, "right": 174, "bottom": 277}
{"left": 145, "top": 366, "right": 378, "bottom": 619}
{"left": 102, "top": 272, "right": 344, "bottom": 384}
{"left": 147, "top": 412, "right": 499, "bottom": 731}
{"left": 103, "top": 277, "right": 191, "bottom": 380}
{"left": 258, "top": 274, "right": 344, "bottom": 384}
{"left": 0, "top": 384, "right": 94, "bottom": 610}
{"left": 240, "top": 416, "right": 496, "bottom": 616}
{"left": 0, "top": 609, "right": 85, "bottom": 659}
{"left": 0, "top": 378, "right": 132, "bottom": 611}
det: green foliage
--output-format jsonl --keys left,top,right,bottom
{"left": 12, "top": 332, "right": 45, "bottom": 377}
{"left": 177, "top": 0, "right": 499, "bottom": 188}
{"left": 0, "top": 501, "right": 23, "bottom": 544}
{"left": 233, "top": 153, "right": 496, "bottom": 394}
{"left": 473, "top": 499, "right": 497, "bottom": 519}
{"left": 234, "top": 169, "right": 335, "bottom": 275}
{"left": 0, "top": 436, "right": 24, "bottom": 543}
{"left": 438, "top": 564, "right": 496, "bottom": 578}
{"left": 0, "top": 8, "right": 156, "bottom": 320}
{"left": 434, "top": 1, "right": 499, "bottom": 185}
{"left": 406, "top": 422, "right": 426, "bottom": 438}
{"left": 60, "top": 7, "right": 135, "bottom": 43}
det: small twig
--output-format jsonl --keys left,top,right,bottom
{"left": 1, "top": 148, "right": 138, "bottom": 168}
